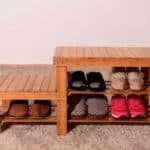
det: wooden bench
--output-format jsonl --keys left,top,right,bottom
{"left": 53, "top": 47, "right": 150, "bottom": 135}
{"left": 0, "top": 71, "right": 60, "bottom": 132}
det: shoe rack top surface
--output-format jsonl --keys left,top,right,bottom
{"left": 53, "top": 47, "right": 150, "bottom": 66}
{"left": 0, "top": 66, "right": 60, "bottom": 100}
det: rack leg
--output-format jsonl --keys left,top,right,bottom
{"left": 1, "top": 100, "right": 11, "bottom": 115}
{"left": 56, "top": 66, "right": 68, "bottom": 135}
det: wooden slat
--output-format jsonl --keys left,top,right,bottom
{"left": 0, "top": 74, "right": 8, "bottom": 86}
{"left": 70, "top": 47, "right": 77, "bottom": 57}
{"left": 7, "top": 75, "right": 22, "bottom": 91}
{"left": 0, "top": 74, "right": 16, "bottom": 91}
{"left": 40, "top": 75, "right": 51, "bottom": 92}
{"left": 32, "top": 74, "right": 44, "bottom": 92}
{"left": 68, "top": 87, "right": 150, "bottom": 96}
{"left": 15, "top": 74, "right": 30, "bottom": 91}
{"left": 69, "top": 116, "right": 150, "bottom": 124}
{"left": 24, "top": 74, "right": 37, "bottom": 92}
{"left": 48, "top": 72, "right": 56, "bottom": 91}
{"left": 85, "top": 47, "right": 93, "bottom": 57}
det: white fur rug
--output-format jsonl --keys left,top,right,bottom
{"left": 0, "top": 125, "right": 150, "bottom": 150}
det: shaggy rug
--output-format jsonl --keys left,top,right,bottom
{"left": 0, "top": 125, "right": 150, "bottom": 150}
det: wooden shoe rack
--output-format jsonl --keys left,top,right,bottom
{"left": 54, "top": 47, "right": 150, "bottom": 135}
{"left": 0, "top": 47, "right": 149, "bottom": 136}
{"left": 0, "top": 70, "right": 59, "bottom": 132}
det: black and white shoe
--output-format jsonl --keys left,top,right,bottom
{"left": 68, "top": 71, "right": 87, "bottom": 90}
{"left": 87, "top": 72, "right": 106, "bottom": 91}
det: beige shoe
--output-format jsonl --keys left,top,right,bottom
{"left": 128, "top": 72, "right": 145, "bottom": 90}
{"left": 111, "top": 72, "right": 128, "bottom": 90}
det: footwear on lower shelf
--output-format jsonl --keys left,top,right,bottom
{"left": 111, "top": 95, "right": 129, "bottom": 118}
{"left": 128, "top": 95, "right": 147, "bottom": 118}
{"left": 69, "top": 95, "right": 86, "bottom": 118}
{"left": 111, "top": 94, "right": 147, "bottom": 119}
{"left": 30, "top": 100, "right": 51, "bottom": 118}
{"left": 86, "top": 95, "right": 108, "bottom": 118}
{"left": 87, "top": 72, "right": 106, "bottom": 91}
{"left": 8, "top": 100, "right": 28, "bottom": 118}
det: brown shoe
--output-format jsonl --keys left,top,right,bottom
{"left": 30, "top": 100, "right": 51, "bottom": 118}
{"left": 8, "top": 100, "right": 28, "bottom": 118}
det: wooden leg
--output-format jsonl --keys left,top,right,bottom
{"left": 2, "top": 100, "right": 11, "bottom": 107}
{"left": 56, "top": 66, "right": 68, "bottom": 135}
{"left": 0, "top": 100, "right": 11, "bottom": 115}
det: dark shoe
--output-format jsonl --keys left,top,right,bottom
{"left": 87, "top": 72, "right": 106, "bottom": 91}
{"left": 68, "top": 71, "right": 87, "bottom": 90}
{"left": 8, "top": 100, "right": 28, "bottom": 118}
{"left": 30, "top": 100, "right": 51, "bottom": 118}
{"left": 86, "top": 95, "right": 108, "bottom": 118}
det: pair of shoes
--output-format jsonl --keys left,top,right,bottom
{"left": 68, "top": 71, "right": 106, "bottom": 91}
{"left": 111, "top": 95, "right": 147, "bottom": 118}
{"left": 8, "top": 100, "right": 51, "bottom": 118}
{"left": 111, "top": 71, "right": 145, "bottom": 90}
{"left": 69, "top": 95, "right": 108, "bottom": 118}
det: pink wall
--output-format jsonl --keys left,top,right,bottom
{"left": 0, "top": 0, "right": 150, "bottom": 64}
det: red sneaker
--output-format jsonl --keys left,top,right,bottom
{"left": 128, "top": 96, "right": 146, "bottom": 118}
{"left": 111, "top": 95, "right": 129, "bottom": 118}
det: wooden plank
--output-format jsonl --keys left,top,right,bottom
{"left": 32, "top": 74, "right": 44, "bottom": 92}
{"left": 0, "top": 91, "right": 62, "bottom": 100}
{"left": 48, "top": 72, "right": 56, "bottom": 92}
{"left": 0, "top": 74, "right": 16, "bottom": 91}
{"left": 15, "top": 74, "right": 30, "bottom": 91}
{"left": 0, "top": 74, "right": 8, "bottom": 86}
{"left": 40, "top": 75, "right": 51, "bottom": 92}
{"left": 24, "top": 74, "right": 37, "bottom": 92}
{"left": 7, "top": 75, "right": 22, "bottom": 91}
{"left": 68, "top": 87, "right": 150, "bottom": 96}
{"left": 85, "top": 47, "right": 93, "bottom": 57}
{"left": 69, "top": 116, "right": 150, "bottom": 124}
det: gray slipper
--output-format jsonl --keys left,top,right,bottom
{"left": 86, "top": 96, "right": 108, "bottom": 118}
{"left": 69, "top": 95, "right": 86, "bottom": 118}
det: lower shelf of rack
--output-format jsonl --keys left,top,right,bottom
{"left": 2, "top": 116, "right": 56, "bottom": 124}
{"left": 68, "top": 116, "right": 150, "bottom": 124}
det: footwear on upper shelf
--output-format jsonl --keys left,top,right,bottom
{"left": 68, "top": 71, "right": 106, "bottom": 91}
{"left": 111, "top": 72, "right": 128, "bottom": 90}
{"left": 111, "top": 69, "right": 145, "bottom": 90}
{"left": 68, "top": 71, "right": 87, "bottom": 90}
{"left": 87, "top": 72, "right": 106, "bottom": 91}
{"left": 128, "top": 72, "right": 145, "bottom": 90}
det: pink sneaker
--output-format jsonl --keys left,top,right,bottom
{"left": 111, "top": 95, "right": 129, "bottom": 118}
{"left": 128, "top": 96, "right": 146, "bottom": 118}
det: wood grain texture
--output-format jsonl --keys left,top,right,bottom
{"left": 54, "top": 47, "right": 150, "bottom": 66}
